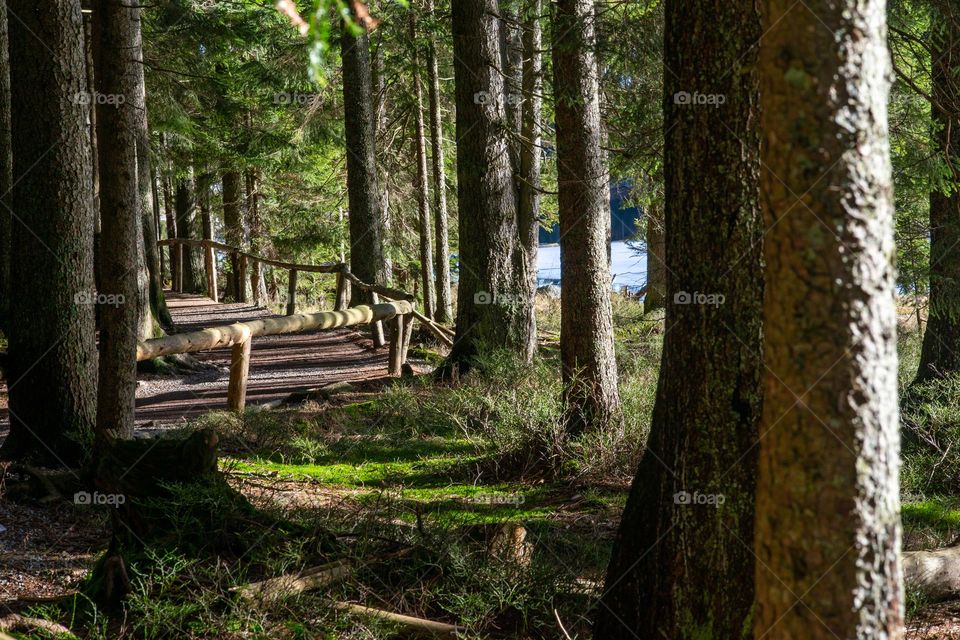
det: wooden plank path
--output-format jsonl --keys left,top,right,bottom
{"left": 134, "top": 292, "right": 394, "bottom": 430}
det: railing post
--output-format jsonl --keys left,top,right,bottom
{"left": 401, "top": 312, "right": 414, "bottom": 365}
{"left": 227, "top": 332, "right": 252, "bottom": 411}
{"left": 175, "top": 242, "right": 184, "bottom": 292}
{"left": 334, "top": 268, "right": 349, "bottom": 311}
{"left": 286, "top": 269, "right": 298, "bottom": 315}
{"left": 204, "top": 241, "right": 218, "bottom": 303}
{"left": 388, "top": 313, "right": 404, "bottom": 376}
{"left": 370, "top": 291, "right": 385, "bottom": 348}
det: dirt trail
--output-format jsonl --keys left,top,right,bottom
{"left": 134, "top": 293, "right": 393, "bottom": 431}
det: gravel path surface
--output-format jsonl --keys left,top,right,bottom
{"left": 134, "top": 293, "right": 393, "bottom": 432}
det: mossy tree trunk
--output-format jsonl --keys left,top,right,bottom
{"left": 130, "top": 8, "right": 171, "bottom": 332}
{"left": 916, "top": 9, "right": 960, "bottom": 383}
{"left": 175, "top": 176, "right": 206, "bottom": 295}
{"left": 596, "top": 0, "right": 763, "bottom": 636}
{"left": 341, "top": 11, "right": 389, "bottom": 306}
{"left": 446, "top": 0, "right": 536, "bottom": 371}
{"left": 1, "top": 0, "right": 98, "bottom": 465}
{"left": 552, "top": 0, "right": 620, "bottom": 435}
{"left": 425, "top": 0, "right": 453, "bottom": 323}
{"left": 410, "top": 7, "right": 436, "bottom": 319}
{"left": 753, "top": 0, "right": 903, "bottom": 636}
{"left": 223, "top": 171, "right": 246, "bottom": 302}
{"left": 92, "top": 0, "right": 140, "bottom": 442}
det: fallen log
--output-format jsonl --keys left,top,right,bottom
{"left": 333, "top": 602, "right": 465, "bottom": 637}
{"left": 904, "top": 545, "right": 960, "bottom": 600}
{"left": 0, "top": 614, "right": 78, "bottom": 638}
{"left": 233, "top": 559, "right": 353, "bottom": 601}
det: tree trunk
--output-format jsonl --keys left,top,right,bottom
{"left": 1, "top": 0, "right": 98, "bottom": 465}
{"left": 754, "top": 0, "right": 904, "bottom": 637}
{"left": 446, "top": 0, "right": 535, "bottom": 370}
{"left": 175, "top": 176, "right": 206, "bottom": 295}
{"left": 371, "top": 34, "right": 392, "bottom": 279}
{"left": 0, "top": 0, "right": 11, "bottom": 335}
{"left": 410, "top": 7, "right": 436, "bottom": 319}
{"left": 552, "top": 0, "right": 619, "bottom": 435}
{"left": 162, "top": 175, "right": 179, "bottom": 290}
{"left": 198, "top": 175, "right": 217, "bottom": 302}
{"left": 245, "top": 169, "right": 267, "bottom": 304}
{"left": 223, "top": 171, "right": 246, "bottom": 303}
{"left": 341, "top": 12, "right": 389, "bottom": 308}
{"left": 915, "top": 12, "right": 960, "bottom": 382}
{"left": 92, "top": 0, "right": 139, "bottom": 442}
{"left": 130, "top": 9, "right": 170, "bottom": 332}
{"left": 643, "top": 203, "right": 665, "bottom": 311}
{"left": 595, "top": 0, "right": 763, "bottom": 636}
{"left": 425, "top": 0, "right": 453, "bottom": 323}
{"left": 517, "top": 0, "right": 541, "bottom": 319}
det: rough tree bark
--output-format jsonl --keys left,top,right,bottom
{"left": 245, "top": 169, "right": 267, "bottom": 305}
{"left": 446, "top": 0, "right": 536, "bottom": 370}
{"left": 341, "top": 12, "right": 389, "bottom": 306}
{"left": 175, "top": 176, "right": 206, "bottom": 295}
{"left": 0, "top": 0, "right": 11, "bottom": 334}
{"left": 517, "top": 0, "right": 541, "bottom": 325}
{"left": 644, "top": 203, "right": 665, "bottom": 311}
{"left": 410, "top": 6, "right": 436, "bottom": 319}
{"left": 162, "top": 175, "right": 178, "bottom": 289}
{"left": 130, "top": 8, "right": 171, "bottom": 332}
{"left": 754, "top": 0, "right": 904, "bottom": 637}
{"left": 92, "top": 0, "right": 139, "bottom": 442}
{"left": 1, "top": 0, "right": 98, "bottom": 464}
{"left": 222, "top": 171, "right": 246, "bottom": 303}
{"left": 371, "top": 35, "right": 392, "bottom": 279}
{"left": 552, "top": 0, "right": 620, "bottom": 435}
{"left": 425, "top": 0, "right": 453, "bottom": 323}
{"left": 595, "top": 0, "right": 763, "bottom": 637}
{"left": 916, "top": 10, "right": 960, "bottom": 382}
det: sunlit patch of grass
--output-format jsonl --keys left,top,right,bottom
{"left": 902, "top": 496, "right": 960, "bottom": 550}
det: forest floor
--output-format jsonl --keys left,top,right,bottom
{"left": 0, "top": 296, "right": 958, "bottom": 637}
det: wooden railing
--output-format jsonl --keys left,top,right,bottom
{"left": 144, "top": 238, "right": 454, "bottom": 411}
{"left": 137, "top": 300, "right": 415, "bottom": 411}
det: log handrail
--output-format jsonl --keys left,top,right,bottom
{"left": 138, "top": 300, "right": 415, "bottom": 411}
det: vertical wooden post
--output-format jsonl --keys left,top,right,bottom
{"left": 250, "top": 259, "right": 262, "bottom": 306}
{"left": 238, "top": 253, "right": 248, "bottom": 304}
{"left": 175, "top": 243, "right": 184, "bottom": 292}
{"left": 388, "top": 314, "right": 404, "bottom": 376}
{"left": 227, "top": 332, "right": 252, "bottom": 411}
{"left": 286, "top": 269, "right": 298, "bottom": 315}
{"left": 401, "top": 312, "right": 414, "bottom": 366}
{"left": 203, "top": 241, "right": 218, "bottom": 302}
{"left": 334, "top": 269, "right": 349, "bottom": 311}
{"left": 370, "top": 291, "right": 385, "bottom": 347}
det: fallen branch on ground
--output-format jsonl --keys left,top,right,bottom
{"left": 0, "top": 614, "right": 78, "bottom": 638}
{"left": 333, "top": 602, "right": 465, "bottom": 637}
{"left": 232, "top": 559, "right": 353, "bottom": 601}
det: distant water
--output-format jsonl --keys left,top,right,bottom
{"left": 536, "top": 241, "right": 647, "bottom": 293}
